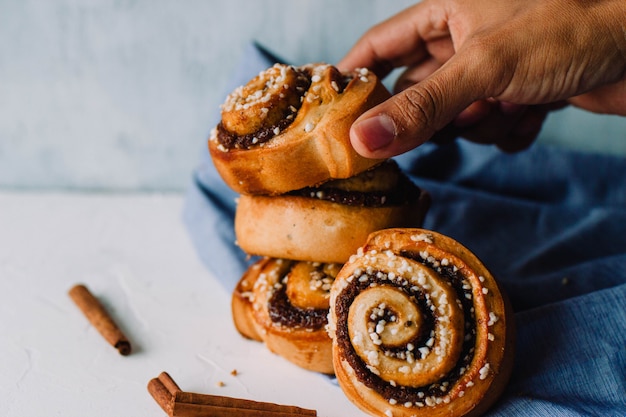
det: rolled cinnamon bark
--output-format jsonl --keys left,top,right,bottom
{"left": 148, "top": 376, "right": 176, "bottom": 416}
{"left": 68, "top": 284, "right": 131, "bottom": 356}
{"left": 328, "top": 228, "right": 515, "bottom": 417}
{"left": 147, "top": 372, "right": 316, "bottom": 417}
{"left": 172, "top": 391, "right": 316, "bottom": 417}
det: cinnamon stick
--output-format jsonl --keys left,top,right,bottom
{"left": 148, "top": 372, "right": 183, "bottom": 416}
{"left": 148, "top": 377, "right": 175, "bottom": 416}
{"left": 173, "top": 402, "right": 315, "bottom": 417}
{"left": 157, "top": 371, "right": 182, "bottom": 395}
{"left": 147, "top": 372, "right": 316, "bottom": 417}
{"left": 172, "top": 391, "right": 316, "bottom": 417}
{"left": 68, "top": 284, "right": 131, "bottom": 355}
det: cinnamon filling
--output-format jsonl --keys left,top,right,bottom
{"left": 289, "top": 174, "right": 422, "bottom": 208}
{"left": 334, "top": 256, "right": 477, "bottom": 403}
{"left": 216, "top": 116, "right": 296, "bottom": 150}
{"left": 286, "top": 160, "right": 424, "bottom": 208}
{"left": 268, "top": 289, "right": 328, "bottom": 330}
{"left": 216, "top": 66, "right": 352, "bottom": 150}
{"left": 267, "top": 262, "right": 334, "bottom": 330}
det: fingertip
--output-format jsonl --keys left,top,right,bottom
{"left": 349, "top": 126, "right": 376, "bottom": 158}
{"left": 336, "top": 57, "right": 353, "bottom": 73}
{"left": 350, "top": 114, "right": 397, "bottom": 158}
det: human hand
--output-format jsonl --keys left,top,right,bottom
{"left": 338, "top": 0, "right": 626, "bottom": 158}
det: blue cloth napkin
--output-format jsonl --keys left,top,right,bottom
{"left": 183, "top": 43, "right": 626, "bottom": 416}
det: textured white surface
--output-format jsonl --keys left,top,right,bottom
{"left": 0, "top": 191, "right": 362, "bottom": 417}
{"left": 1, "top": 0, "right": 624, "bottom": 192}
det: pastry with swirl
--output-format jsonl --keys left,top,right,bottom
{"left": 328, "top": 228, "right": 515, "bottom": 417}
{"left": 232, "top": 257, "right": 341, "bottom": 374}
{"left": 209, "top": 63, "right": 390, "bottom": 195}
{"left": 234, "top": 160, "right": 431, "bottom": 264}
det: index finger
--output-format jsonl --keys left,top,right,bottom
{"left": 337, "top": 2, "right": 444, "bottom": 77}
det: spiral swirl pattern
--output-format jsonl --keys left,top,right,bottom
{"left": 329, "top": 228, "right": 514, "bottom": 417}
{"left": 232, "top": 258, "right": 341, "bottom": 374}
{"left": 218, "top": 64, "right": 312, "bottom": 148}
{"left": 208, "top": 62, "right": 389, "bottom": 195}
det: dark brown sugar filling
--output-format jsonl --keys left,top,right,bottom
{"left": 215, "top": 117, "right": 294, "bottom": 150}
{"left": 267, "top": 263, "right": 330, "bottom": 330}
{"left": 216, "top": 66, "right": 352, "bottom": 150}
{"left": 289, "top": 173, "right": 423, "bottom": 208}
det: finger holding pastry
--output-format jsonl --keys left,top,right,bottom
{"left": 339, "top": 0, "right": 626, "bottom": 158}
{"left": 209, "top": 63, "right": 391, "bottom": 195}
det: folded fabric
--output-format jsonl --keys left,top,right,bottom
{"left": 182, "top": 42, "right": 626, "bottom": 416}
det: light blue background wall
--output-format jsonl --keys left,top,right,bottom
{"left": 1, "top": 0, "right": 624, "bottom": 191}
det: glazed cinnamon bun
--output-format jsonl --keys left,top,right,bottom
{"left": 209, "top": 63, "right": 390, "bottom": 195}
{"left": 234, "top": 160, "right": 431, "bottom": 264}
{"left": 232, "top": 257, "right": 342, "bottom": 374}
{"left": 328, "top": 228, "right": 515, "bottom": 417}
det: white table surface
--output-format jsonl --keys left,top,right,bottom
{"left": 0, "top": 191, "right": 362, "bottom": 417}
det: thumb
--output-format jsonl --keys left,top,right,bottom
{"left": 350, "top": 54, "right": 488, "bottom": 158}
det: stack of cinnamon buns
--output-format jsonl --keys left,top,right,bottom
{"left": 208, "top": 63, "right": 514, "bottom": 417}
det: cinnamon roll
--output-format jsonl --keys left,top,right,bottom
{"left": 231, "top": 257, "right": 341, "bottom": 374}
{"left": 234, "top": 160, "right": 431, "bottom": 264}
{"left": 209, "top": 63, "right": 390, "bottom": 195}
{"left": 328, "top": 228, "right": 515, "bottom": 417}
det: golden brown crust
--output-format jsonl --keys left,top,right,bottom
{"left": 234, "top": 162, "right": 431, "bottom": 264}
{"left": 231, "top": 257, "right": 340, "bottom": 374}
{"left": 209, "top": 63, "right": 390, "bottom": 195}
{"left": 328, "top": 228, "right": 515, "bottom": 417}
{"left": 220, "top": 64, "right": 308, "bottom": 137}
{"left": 231, "top": 260, "right": 265, "bottom": 342}
{"left": 234, "top": 194, "right": 429, "bottom": 264}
